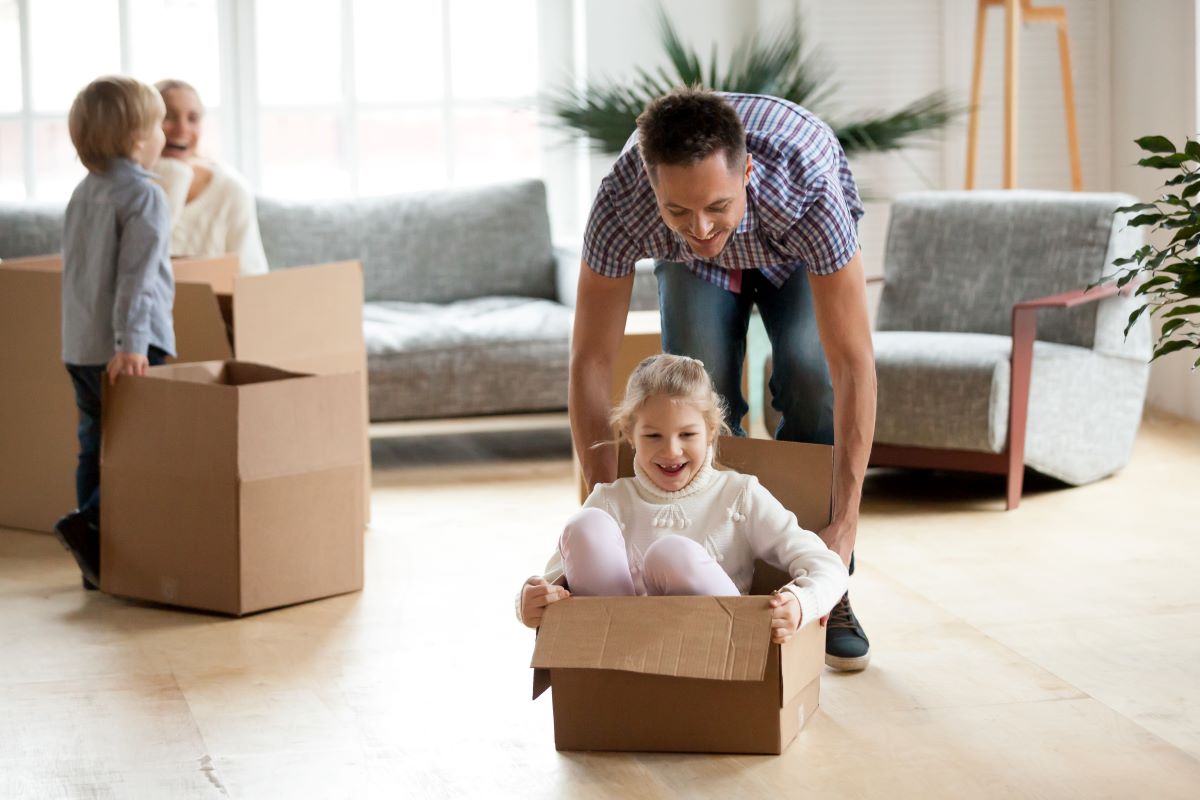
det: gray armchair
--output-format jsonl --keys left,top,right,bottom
{"left": 867, "top": 190, "right": 1151, "bottom": 509}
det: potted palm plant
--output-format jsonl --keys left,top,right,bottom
{"left": 547, "top": 7, "right": 959, "bottom": 161}
{"left": 1109, "top": 135, "right": 1200, "bottom": 366}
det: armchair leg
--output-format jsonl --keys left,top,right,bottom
{"left": 1005, "top": 464, "right": 1024, "bottom": 510}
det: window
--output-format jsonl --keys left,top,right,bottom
{"left": 1, "top": 0, "right": 222, "bottom": 201}
{"left": 3, "top": 0, "right": 544, "bottom": 203}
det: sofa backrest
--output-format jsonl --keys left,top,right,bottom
{"left": 877, "top": 190, "right": 1143, "bottom": 351}
{"left": 257, "top": 179, "right": 557, "bottom": 304}
{"left": 0, "top": 204, "right": 65, "bottom": 259}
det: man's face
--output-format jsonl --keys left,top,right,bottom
{"left": 649, "top": 150, "right": 751, "bottom": 260}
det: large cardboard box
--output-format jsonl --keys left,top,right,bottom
{"left": 534, "top": 435, "right": 833, "bottom": 754}
{"left": 100, "top": 361, "right": 365, "bottom": 615}
{"left": 0, "top": 255, "right": 369, "bottom": 533}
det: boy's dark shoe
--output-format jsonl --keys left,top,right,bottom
{"left": 825, "top": 591, "right": 870, "bottom": 671}
{"left": 52, "top": 511, "right": 100, "bottom": 589}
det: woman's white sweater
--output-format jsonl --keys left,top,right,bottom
{"left": 155, "top": 157, "right": 269, "bottom": 276}
{"left": 540, "top": 451, "right": 849, "bottom": 628}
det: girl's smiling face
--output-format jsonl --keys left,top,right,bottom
{"left": 631, "top": 394, "right": 714, "bottom": 493}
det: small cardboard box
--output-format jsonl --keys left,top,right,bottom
{"left": 0, "top": 255, "right": 369, "bottom": 534}
{"left": 100, "top": 361, "right": 366, "bottom": 615}
{"left": 534, "top": 435, "right": 833, "bottom": 754}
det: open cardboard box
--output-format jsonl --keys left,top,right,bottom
{"left": 101, "top": 360, "right": 365, "bottom": 615}
{"left": 533, "top": 435, "right": 833, "bottom": 754}
{"left": 0, "top": 254, "right": 369, "bottom": 533}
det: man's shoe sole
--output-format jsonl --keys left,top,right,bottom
{"left": 52, "top": 522, "right": 100, "bottom": 588}
{"left": 825, "top": 652, "right": 871, "bottom": 671}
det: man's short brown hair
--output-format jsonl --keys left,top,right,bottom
{"left": 636, "top": 87, "right": 746, "bottom": 179}
{"left": 68, "top": 76, "right": 165, "bottom": 173}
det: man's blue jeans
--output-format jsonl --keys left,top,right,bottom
{"left": 65, "top": 347, "right": 167, "bottom": 527}
{"left": 655, "top": 262, "right": 834, "bottom": 444}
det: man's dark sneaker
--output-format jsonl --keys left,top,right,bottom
{"left": 825, "top": 591, "right": 870, "bottom": 671}
{"left": 82, "top": 575, "right": 99, "bottom": 591}
{"left": 52, "top": 511, "right": 100, "bottom": 588}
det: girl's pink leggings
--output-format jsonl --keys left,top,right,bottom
{"left": 559, "top": 507, "right": 739, "bottom": 596}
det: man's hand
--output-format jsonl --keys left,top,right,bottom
{"left": 520, "top": 576, "right": 570, "bottom": 628}
{"left": 818, "top": 517, "right": 856, "bottom": 568}
{"left": 768, "top": 591, "right": 802, "bottom": 644}
{"left": 107, "top": 352, "right": 149, "bottom": 383}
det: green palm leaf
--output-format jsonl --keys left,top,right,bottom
{"left": 546, "top": 7, "right": 961, "bottom": 158}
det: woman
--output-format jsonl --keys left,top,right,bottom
{"left": 154, "top": 79, "right": 268, "bottom": 275}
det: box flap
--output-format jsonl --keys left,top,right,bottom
{"left": 712, "top": 436, "right": 833, "bottom": 532}
{"left": 173, "top": 282, "right": 234, "bottom": 363}
{"left": 531, "top": 596, "right": 773, "bottom": 682}
{"left": 0, "top": 253, "right": 62, "bottom": 272}
{"left": 173, "top": 255, "right": 239, "bottom": 296}
{"left": 231, "top": 261, "right": 365, "bottom": 376}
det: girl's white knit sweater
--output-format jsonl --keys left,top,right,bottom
{"left": 540, "top": 450, "right": 849, "bottom": 628}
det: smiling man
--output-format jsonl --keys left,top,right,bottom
{"left": 569, "top": 87, "right": 877, "bottom": 671}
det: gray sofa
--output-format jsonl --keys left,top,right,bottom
{"left": 1, "top": 180, "right": 663, "bottom": 422}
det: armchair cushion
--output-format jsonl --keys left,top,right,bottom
{"left": 874, "top": 330, "right": 1149, "bottom": 484}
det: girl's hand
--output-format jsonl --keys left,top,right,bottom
{"left": 520, "top": 576, "right": 570, "bottom": 628}
{"left": 768, "top": 591, "right": 802, "bottom": 644}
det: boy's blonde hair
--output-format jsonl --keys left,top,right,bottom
{"left": 68, "top": 75, "right": 165, "bottom": 173}
{"left": 609, "top": 354, "right": 731, "bottom": 442}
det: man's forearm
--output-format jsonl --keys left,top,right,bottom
{"left": 828, "top": 358, "right": 876, "bottom": 554}
{"left": 569, "top": 359, "right": 618, "bottom": 490}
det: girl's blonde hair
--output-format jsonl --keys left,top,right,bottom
{"left": 68, "top": 76, "right": 165, "bottom": 174}
{"left": 609, "top": 354, "right": 731, "bottom": 442}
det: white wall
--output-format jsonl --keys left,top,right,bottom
{"left": 1109, "top": 0, "right": 1200, "bottom": 420}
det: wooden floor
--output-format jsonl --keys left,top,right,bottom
{"left": 2, "top": 411, "right": 1199, "bottom": 799}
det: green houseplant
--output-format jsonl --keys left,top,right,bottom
{"left": 548, "top": 8, "right": 959, "bottom": 159}
{"left": 1109, "top": 135, "right": 1200, "bottom": 367}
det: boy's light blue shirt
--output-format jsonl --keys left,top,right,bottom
{"left": 62, "top": 157, "right": 176, "bottom": 365}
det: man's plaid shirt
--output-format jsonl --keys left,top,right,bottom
{"left": 582, "top": 93, "right": 865, "bottom": 292}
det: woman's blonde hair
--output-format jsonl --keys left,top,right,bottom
{"left": 68, "top": 75, "right": 165, "bottom": 173}
{"left": 609, "top": 354, "right": 731, "bottom": 442}
{"left": 154, "top": 78, "right": 204, "bottom": 113}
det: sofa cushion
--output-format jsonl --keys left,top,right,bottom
{"left": 0, "top": 203, "right": 65, "bottom": 259}
{"left": 364, "top": 296, "right": 570, "bottom": 420}
{"left": 258, "top": 180, "right": 556, "bottom": 305}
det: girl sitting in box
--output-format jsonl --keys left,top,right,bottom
{"left": 518, "top": 354, "right": 848, "bottom": 645}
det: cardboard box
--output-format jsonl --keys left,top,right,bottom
{"left": 0, "top": 257, "right": 79, "bottom": 532}
{"left": 100, "top": 361, "right": 365, "bottom": 615}
{"left": 0, "top": 255, "right": 369, "bottom": 533}
{"left": 534, "top": 435, "right": 833, "bottom": 754}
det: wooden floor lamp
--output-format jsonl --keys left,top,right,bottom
{"left": 965, "top": 0, "right": 1082, "bottom": 190}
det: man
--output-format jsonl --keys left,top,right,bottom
{"left": 569, "top": 87, "right": 877, "bottom": 671}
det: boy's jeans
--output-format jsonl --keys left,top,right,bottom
{"left": 655, "top": 261, "right": 834, "bottom": 445}
{"left": 65, "top": 347, "right": 167, "bottom": 527}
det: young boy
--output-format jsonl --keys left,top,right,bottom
{"left": 54, "top": 76, "right": 176, "bottom": 590}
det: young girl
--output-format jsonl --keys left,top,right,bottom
{"left": 519, "top": 354, "right": 848, "bottom": 644}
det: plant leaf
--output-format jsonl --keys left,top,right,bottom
{"left": 1136, "top": 275, "right": 1176, "bottom": 294}
{"left": 1163, "top": 304, "right": 1200, "bottom": 318}
{"left": 1151, "top": 338, "right": 1196, "bottom": 361}
{"left": 1138, "top": 153, "right": 1190, "bottom": 169}
{"left": 1135, "top": 135, "right": 1176, "bottom": 153}
{"left": 1161, "top": 318, "right": 1190, "bottom": 336}
{"left": 1125, "top": 304, "right": 1149, "bottom": 337}
{"left": 1186, "top": 140, "right": 1200, "bottom": 161}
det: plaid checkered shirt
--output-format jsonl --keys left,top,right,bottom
{"left": 582, "top": 93, "right": 865, "bottom": 292}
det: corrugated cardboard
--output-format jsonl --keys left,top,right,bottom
{"left": 0, "top": 258, "right": 79, "bottom": 532}
{"left": 0, "top": 255, "right": 370, "bottom": 533}
{"left": 100, "top": 361, "right": 365, "bottom": 615}
{"left": 534, "top": 435, "right": 833, "bottom": 754}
